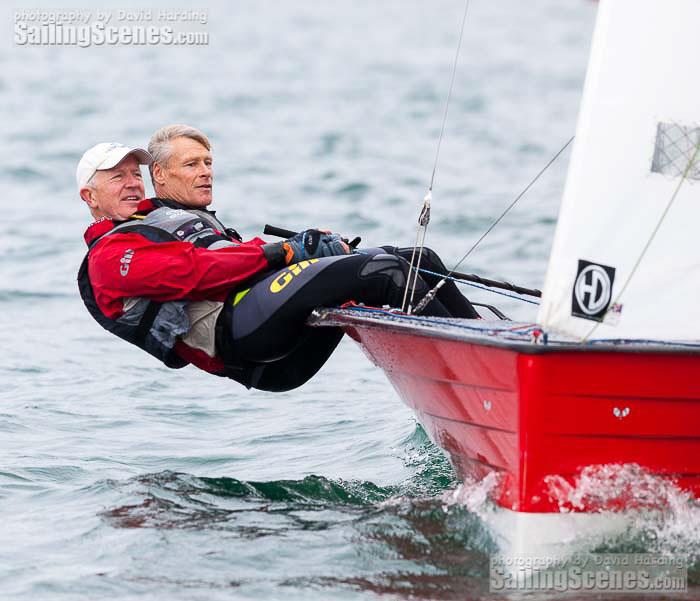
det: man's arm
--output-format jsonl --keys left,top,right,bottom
{"left": 89, "top": 233, "right": 273, "bottom": 317}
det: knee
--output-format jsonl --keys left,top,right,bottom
{"left": 389, "top": 246, "right": 441, "bottom": 266}
{"left": 359, "top": 253, "right": 408, "bottom": 288}
{"left": 419, "top": 246, "right": 439, "bottom": 262}
{"left": 417, "top": 247, "right": 446, "bottom": 271}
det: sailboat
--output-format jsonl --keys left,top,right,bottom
{"left": 310, "top": 0, "right": 700, "bottom": 554}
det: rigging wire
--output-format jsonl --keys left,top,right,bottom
{"left": 414, "top": 266, "right": 541, "bottom": 305}
{"left": 412, "top": 135, "right": 575, "bottom": 314}
{"left": 428, "top": 0, "right": 471, "bottom": 193}
{"left": 582, "top": 138, "right": 700, "bottom": 341}
{"left": 401, "top": 0, "right": 471, "bottom": 313}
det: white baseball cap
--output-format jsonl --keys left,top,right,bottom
{"left": 76, "top": 142, "right": 152, "bottom": 190}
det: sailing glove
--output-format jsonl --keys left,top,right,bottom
{"left": 262, "top": 229, "right": 350, "bottom": 267}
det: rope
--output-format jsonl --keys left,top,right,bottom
{"left": 414, "top": 267, "right": 541, "bottom": 305}
{"left": 405, "top": 201, "right": 430, "bottom": 313}
{"left": 355, "top": 247, "right": 539, "bottom": 305}
{"left": 401, "top": 211, "right": 426, "bottom": 312}
{"left": 587, "top": 338, "right": 700, "bottom": 349}
{"left": 429, "top": 0, "right": 471, "bottom": 192}
{"left": 412, "top": 135, "right": 575, "bottom": 314}
{"left": 402, "top": 0, "right": 471, "bottom": 313}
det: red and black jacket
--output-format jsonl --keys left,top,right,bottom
{"left": 78, "top": 198, "right": 271, "bottom": 371}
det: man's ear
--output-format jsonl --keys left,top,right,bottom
{"left": 80, "top": 186, "right": 98, "bottom": 209}
{"left": 152, "top": 162, "right": 166, "bottom": 187}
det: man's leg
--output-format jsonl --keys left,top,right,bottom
{"left": 225, "top": 251, "right": 449, "bottom": 365}
{"left": 244, "top": 327, "right": 344, "bottom": 392}
{"left": 383, "top": 246, "right": 481, "bottom": 319}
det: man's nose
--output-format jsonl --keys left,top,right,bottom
{"left": 198, "top": 162, "right": 212, "bottom": 179}
{"left": 125, "top": 173, "right": 142, "bottom": 188}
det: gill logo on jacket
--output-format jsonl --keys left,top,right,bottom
{"left": 119, "top": 249, "right": 134, "bottom": 276}
{"left": 269, "top": 259, "right": 319, "bottom": 293}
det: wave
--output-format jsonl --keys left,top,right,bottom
{"left": 0, "top": 289, "right": 73, "bottom": 303}
{"left": 100, "top": 440, "right": 700, "bottom": 593}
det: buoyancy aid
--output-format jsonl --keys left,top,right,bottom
{"left": 77, "top": 198, "right": 241, "bottom": 369}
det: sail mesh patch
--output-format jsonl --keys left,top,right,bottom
{"left": 651, "top": 122, "right": 700, "bottom": 180}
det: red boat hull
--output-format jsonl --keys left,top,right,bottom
{"left": 314, "top": 310, "right": 700, "bottom": 513}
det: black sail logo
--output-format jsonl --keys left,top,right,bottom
{"left": 571, "top": 260, "right": 616, "bottom": 321}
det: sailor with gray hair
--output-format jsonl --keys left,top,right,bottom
{"left": 147, "top": 123, "right": 214, "bottom": 209}
{"left": 77, "top": 126, "right": 478, "bottom": 391}
{"left": 76, "top": 128, "right": 359, "bottom": 390}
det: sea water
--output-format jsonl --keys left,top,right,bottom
{"left": 2, "top": 1, "right": 698, "bottom": 598}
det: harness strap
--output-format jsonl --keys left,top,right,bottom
{"left": 192, "top": 233, "right": 228, "bottom": 248}
{"left": 134, "top": 300, "right": 163, "bottom": 346}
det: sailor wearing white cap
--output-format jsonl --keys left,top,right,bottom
{"left": 77, "top": 143, "right": 152, "bottom": 221}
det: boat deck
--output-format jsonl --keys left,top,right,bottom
{"left": 309, "top": 307, "right": 700, "bottom": 355}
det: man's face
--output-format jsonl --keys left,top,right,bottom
{"left": 81, "top": 155, "right": 145, "bottom": 220}
{"left": 153, "top": 136, "right": 213, "bottom": 208}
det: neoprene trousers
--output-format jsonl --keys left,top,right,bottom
{"left": 221, "top": 247, "right": 479, "bottom": 392}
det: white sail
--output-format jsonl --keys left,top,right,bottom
{"left": 537, "top": 0, "right": 700, "bottom": 341}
